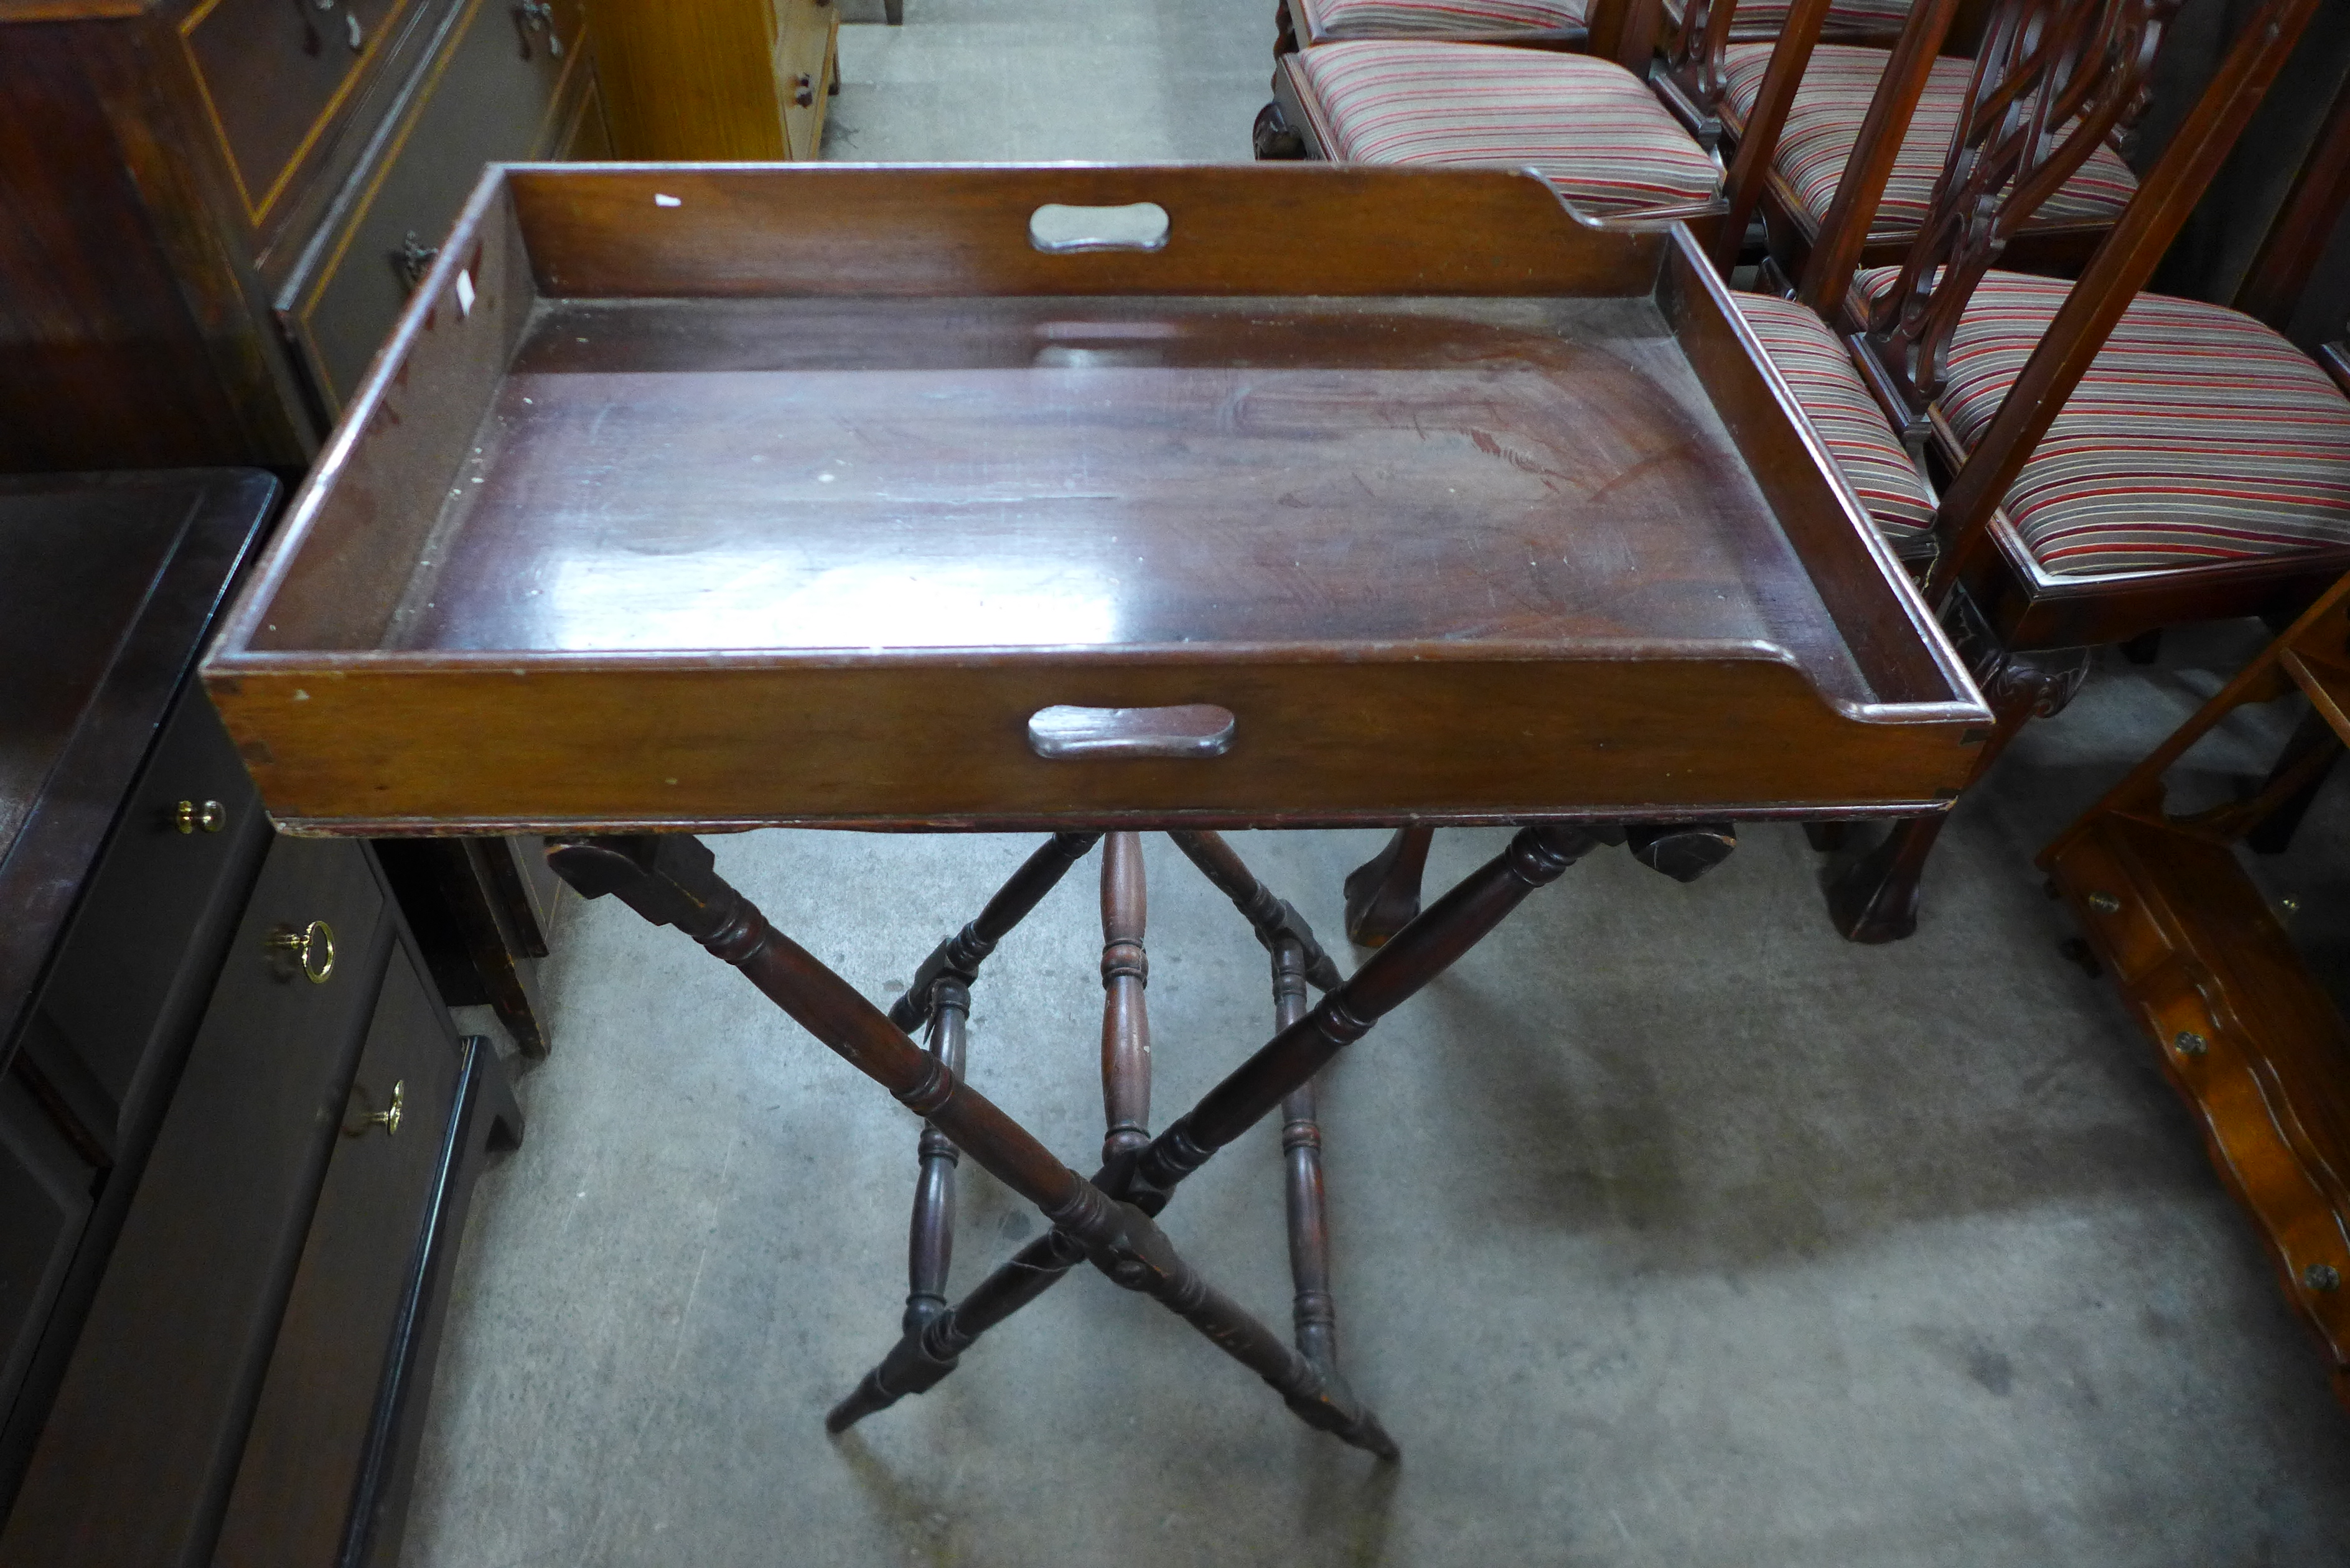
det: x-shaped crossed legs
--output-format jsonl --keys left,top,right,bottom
{"left": 546, "top": 823, "right": 1726, "bottom": 1457}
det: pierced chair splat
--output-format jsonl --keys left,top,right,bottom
{"left": 1716, "top": 0, "right": 2151, "bottom": 283}
{"left": 1750, "top": 0, "right": 2350, "bottom": 940}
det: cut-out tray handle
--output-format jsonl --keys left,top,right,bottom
{"left": 1028, "top": 704, "right": 1235, "bottom": 759}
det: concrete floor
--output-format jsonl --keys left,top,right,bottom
{"left": 398, "top": 4, "right": 2350, "bottom": 1563}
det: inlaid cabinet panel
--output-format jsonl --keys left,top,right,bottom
{"left": 282, "top": 0, "right": 601, "bottom": 414}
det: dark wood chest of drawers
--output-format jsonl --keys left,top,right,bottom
{"left": 0, "top": 472, "right": 522, "bottom": 1567}
{"left": 0, "top": 0, "right": 608, "bottom": 472}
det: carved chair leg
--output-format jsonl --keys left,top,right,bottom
{"left": 544, "top": 835, "right": 1393, "bottom": 1452}
{"left": 1824, "top": 632, "right": 2087, "bottom": 943}
{"left": 1100, "top": 833, "right": 1152, "bottom": 1165}
{"left": 892, "top": 831, "right": 1098, "bottom": 1034}
{"left": 1822, "top": 812, "right": 1950, "bottom": 945}
{"left": 1626, "top": 822, "right": 1737, "bottom": 883}
{"left": 903, "top": 978, "right": 968, "bottom": 1335}
{"left": 1253, "top": 100, "right": 1306, "bottom": 161}
{"left": 822, "top": 824, "right": 1613, "bottom": 1429}
{"left": 1168, "top": 829, "right": 1344, "bottom": 991}
{"left": 1341, "top": 826, "right": 1434, "bottom": 948}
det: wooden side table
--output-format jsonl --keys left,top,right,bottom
{"left": 2043, "top": 567, "right": 2350, "bottom": 1404}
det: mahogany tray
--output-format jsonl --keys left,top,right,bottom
{"left": 202, "top": 164, "right": 1988, "bottom": 833}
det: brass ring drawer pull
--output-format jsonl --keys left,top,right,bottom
{"left": 266, "top": 920, "right": 337, "bottom": 984}
{"left": 362, "top": 1080, "right": 405, "bottom": 1137}
{"left": 175, "top": 799, "right": 227, "bottom": 834}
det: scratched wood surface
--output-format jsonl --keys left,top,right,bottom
{"left": 204, "top": 164, "right": 1987, "bottom": 831}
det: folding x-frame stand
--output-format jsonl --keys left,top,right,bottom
{"left": 546, "top": 822, "right": 1732, "bottom": 1457}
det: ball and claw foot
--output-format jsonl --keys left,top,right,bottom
{"left": 1254, "top": 101, "right": 1306, "bottom": 161}
{"left": 1341, "top": 828, "right": 1431, "bottom": 948}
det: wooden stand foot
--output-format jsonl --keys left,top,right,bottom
{"left": 1341, "top": 827, "right": 1433, "bottom": 948}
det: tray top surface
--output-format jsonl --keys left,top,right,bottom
{"left": 380, "top": 294, "right": 1862, "bottom": 691}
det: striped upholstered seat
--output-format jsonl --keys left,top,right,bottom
{"left": 1295, "top": 0, "right": 1592, "bottom": 40}
{"left": 1296, "top": 0, "right": 1908, "bottom": 43}
{"left": 1290, "top": 41, "right": 1723, "bottom": 215}
{"left": 1662, "top": 0, "right": 1912, "bottom": 38}
{"left": 1720, "top": 44, "right": 2138, "bottom": 243}
{"left": 1850, "top": 269, "right": 2350, "bottom": 576}
{"left": 1732, "top": 293, "right": 1937, "bottom": 549}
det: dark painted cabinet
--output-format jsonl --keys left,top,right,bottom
{"left": 0, "top": 472, "right": 523, "bottom": 1566}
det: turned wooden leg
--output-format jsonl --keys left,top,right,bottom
{"left": 902, "top": 977, "right": 967, "bottom": 1335}
{"left": 545, "top": 835, "right": 1392, "bottom": 1452}
{"left": 823, "top": 823, "right": 1612, "bottom": 1428}
{"left": 1168, "top": 829, "right": 1343, "bottom": 991}
{"left": 1825, "top": 614, "right": 2088, "bottom": 943}
{"left": 1273, "top": 0, "right": 1299, "bottom": 57}
{"left": 1099, "top": 833, "right": 1152, "bottom": 1165}
{"left": 1273, "top": 940, "right": 1341, "bottom": 1377}
{"left": 1341, "top": 826, "right": 1433, "bottom": 948}
{"left": 891, "top": 831, "right": 1098, "bottom": 1034}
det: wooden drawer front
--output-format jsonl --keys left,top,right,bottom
{"left": 285, "top": 0, "right": 592, "bottom": 414}
{"left": 180, "top": 0, "right": 423, "bottom": 226}
{"left": 21, "top": 692, "right": 269, "bottom": 1159}
{"left": 775, "top": 0, "right": 836, "bottom": 159}
{"left": 2048, "top": 830, "right": 2170, "bottom": 982}
{"left": 213, "top": 945, "right": 459, "bottom": 1568}
{"left": 0, "top": 1080, "right": 94, "bottom": 1438}
{"left": 0, "top": 836, "right": 390, "bottom": 1568}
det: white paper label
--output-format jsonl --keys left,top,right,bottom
{"left": 455, "top": 269, "right": 475, "bottom": 317}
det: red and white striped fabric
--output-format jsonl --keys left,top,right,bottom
{"left": 1720, "top": 44, "right": 2137, "bottom": 241}
{"left": 1299, "top": 0, "right": 1591, "bottom": 39}
{"left": 1852, "top": 268, "right": 2350, "bottom": 576}
{"left": 1662, "top": 0, "right": 1912, "bottom": 37}
{"left": 1293, "top": 41, "right": 1723, "bottom": 215}
{"left": 1732, "top": 292, "right": 1938, "bottom": 546}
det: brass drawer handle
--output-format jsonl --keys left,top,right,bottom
{"left": 396, "top": 232, "right": 439, "bottom": 293}
{"left": 266, "top": 920, "right": 337, "bottom": 984}
{"left": 515, "top": 0, "right": 563, "bottom": 57}
{"left": 175, "top": 798, "right": 227, "bottom": 834}
{"left": 362, "top": 1080, "right": 405, "bottom": 1137}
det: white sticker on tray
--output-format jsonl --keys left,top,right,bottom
{"left": 655, "top": 193, "right": 682, "bottom": 207}
{"left": 456, "top": 268, "right": 475, "bottom": 317}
